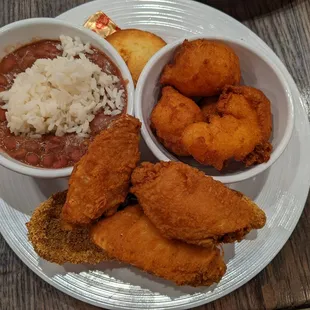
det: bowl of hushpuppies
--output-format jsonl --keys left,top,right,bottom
{"left": 135, "top": 35, "right": 295, "bottom": 183}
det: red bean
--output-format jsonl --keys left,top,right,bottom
{"left": 11, "top": 148, "right": 26, "bottom": 160}
{"left": 88, "top": 54, "right": 108, "bottom": 70}
{"left": 64, "top": 145, "right": 74, "bottom": 153}
{"left": 19, "top": 53, "right": 36, "bottom": 71}
{"left": 45, "top": 136, "right": 64, "bottom": 153}
{"left": 90, "top": 113, "right": 112, "bottom": 134}
{"left": 70, "top": 149, "right": 83, "bottom": 162}
{"left": 24, "top": 140, "right": 40, "bottom": 152}
{"left": 0, "top": 74, "right": 8, "bottom": 86}
{"left": 42, "top": 154, "right": 55, "bottom": 168}
{"left": 0, "top": 86, "right": 6, "bottom": 92}
{"left": 0, "top": 109, "right": 6, "bottom": 122}
{"left": 35, "top": 42, "right": 61, "bottom": 59}
{"left": 0, "top": 54, "right": 19, "bottom": 74}
{"left": 2, "top": 127, "right": 10, "bottom": 135}
{"left": 45, "top": 142, "right": 63, "bottom": 153}
{"left": 25, "top": 153, "right": 40, "bottom": 166}
{"left": 48, "top": 136, "right": 62, "bottom": 144}
{"left": 52, "top": 155, "right": 68, "bottom": 169}
{"left": 4, "top": 137, "right": 17, "bottom": 150}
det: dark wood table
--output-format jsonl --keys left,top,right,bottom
{"left": 1, "top": 0, "right": 310, "bottom": 309}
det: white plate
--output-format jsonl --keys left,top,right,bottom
{"left": 0, "top": 0, "right": 310, "bottom": 309}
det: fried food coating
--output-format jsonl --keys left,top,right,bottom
{"left": 182, "top": 119, "right": 260, "bottom": 171}
{"left": 160, "top": 39, "right": 241, "bottom": 97}
{"left": 61, "top": 115, "right": 141, "bottom": 227}
{"left": 222, "top": 85, "right": 272, "bottom": 142}
{"left": 243, "top": 141, "right": 273, "bottom": 166}
{"left": 182, "top": 86, "right": 272, "bottom": 170}
{"left": 200, "top": 96, "right": 219, "bottom": 122}
{"left": 131, "top": 161, "right": 266, "bottom": 247}
{"left": 106, "top": 29, "right": 166, "bottom": 85}
{"left": 150, "top": 86, "right": 204, "bottom": 156}
{"left": 91, "top": 205, "right": 226, "bottom": 286}
{"left": 26, "top": 191, "right": 109, "bottom": 265}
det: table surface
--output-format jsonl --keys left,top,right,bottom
{"left": 1, "top": 0, "right": 310, "bottom": 309}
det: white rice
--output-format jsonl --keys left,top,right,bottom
{"left": 0, "top": 35, "right": 125, "bottom": 137}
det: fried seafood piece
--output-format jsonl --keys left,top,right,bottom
{"left": 91, "top": 205, "right": 226, "bottom": 286}
{"left": 61, "top": 115, "right": 141, "bottom": 227}
{"left": 26, "top": 191, "right": 110, "bottom": 265}
{"left": 131, "top": 161, "right": 266, "bottom": 247}
{"left": 182, "top": 86, "right": 272, "bottom": 170}
{"left": 160, "top": 39, "right": 241, "bottom": 97}
{"left": 150, "top": 86, "right": 204, "bottom": 156}
{"left": 243, "top": 141, "right": 273, "bottom": 167}
{"left": 200, "top": 96, "right": 219, "bottom": 122}
{"left": 106, "top": 29, "right": 166, "bottom": 85}
{"left": 182, "top": 120, "right": 260, "bottom": 171}
{"left": 223, "top": 86, "right": 272, "bottom": 142}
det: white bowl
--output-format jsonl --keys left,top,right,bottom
{"left": 135, "top": 35, "right": 294, "bottom": 183}
{"left": 0, "top": 18, "right": 134, "bottom": 178}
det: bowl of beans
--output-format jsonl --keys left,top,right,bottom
{"left": 0, "top": 18, "right": 134, "bottom": 178}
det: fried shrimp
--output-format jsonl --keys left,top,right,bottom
{"left": 182, "top": 86, "right": 272, "bottom": 170}
{"left": 150, "top": 86, "right": 203, "bottom": 156}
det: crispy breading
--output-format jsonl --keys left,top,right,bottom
{"left": 221, "top": 85, "right": 272, "bottom": 142}
{"left": 26, "top": 191, "right": 109, "bottom": 265}
{"left": 91, "top": 205, "right": 226, "bottom": 286}
{"left": 131, "top": 161, "right": 266, "bottom": 247}
{"left": 61, "top": 115, "right": 141, "bottom": 227}
{"left": 160, "top": 39, "right": 241, "bottom": 97}
{"left": 182, "top": 86, "right": 272, "bottom": 170}
{"left": 182, "top": 118, "right": 260, "bottom": 171}
{"left": 200, "top": 96, "right": 219, "bottom": 122}
{"left": 106, "top": 29, "right": 166, "bottom": 85}
{"left": 243, "top": 142, "right": 273, "bottom": 167}
{"left": 150, "top": 86, "right": 204, "bottom": 156}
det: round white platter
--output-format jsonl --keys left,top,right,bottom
{"left": 0, "top": 0, "right": 310, "bottom": 309}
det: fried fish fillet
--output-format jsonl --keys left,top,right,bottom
{"left": 91, "top": 205, "right": 226, "bottom": 286}
{"left": 150, "top": 86, "right": 204, "bottom": 156}
{"left": 61, "top": 115, "right": 141, "bottom": 227}
{"left": 160, "top": 39, "right": 241, "bottom": 97}
{"left": 182, "top": 86, "right": 272, "bottom": 170}
{"left": 131, "top": 161, "right": 266, "bottom": 247}
{"left": 106, "top": 29, "right": 166, "bottom": 85}
{"left": 26, "top": 191, "right": 109, "bottom": 265}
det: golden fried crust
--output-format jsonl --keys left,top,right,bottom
{"left": 26, "top": 191, "right": 110, "bottom": 265}
{"left": 220, "top": 85, "right": 272, "bottom": 142}
{"left": 91, "top": 205, "right": 226, "bottom": 286}
{"left": 182, "top": 86, "right": 272, "bottom": 170}
{"left": 160, "top": 39, "right": 241, "bottom": 97}
{"left": 106, "top": 29, "right": 166, "bottom": 85}
{"left": 243, "top": 141, "right": 273, "bottom": 167}
{"left": 200, "top": 96, "right": 219, "bottom": 122}
{"left": 150, "top": 86, "right": 204, "bottom": 156}
{"left": 131, "top": 162, "right": 266, "bottom": 247}
{"left": 182, "top": 118, "right": 261, "bottom": 171}
{"left": 61, "top": 115, "right": 141, "bottom": 226}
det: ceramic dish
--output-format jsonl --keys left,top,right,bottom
{"left": 0, "top": 18, "right": 134, "bottom": 178}
{"left": 135, "top": 35, "right": 294, "bottom": 183}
